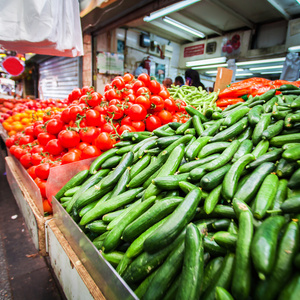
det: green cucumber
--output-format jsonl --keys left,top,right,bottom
{"left": 246, "top": 148, "right": 283, "bottom": 169}
{"left": 252, "top": 113, "right": 272, "bottom": 145}
{"left": 278, "top": 273, "right": 300, "bottom": 300}
{"left": 179, "top": 154, "right": 220, "bottom": 173}
{"left": 251, "top": 139, "right": 269, "bottom": 158}
{"left": 261, "top": 120, "right": 284, "bottom": 140}
{"left": 283, "top": 145, "right": 300, "bottom": 161}
{"left": 176, "top": 118, "right": 192, "bottom": 134}
{"left": 232, "top": 139, "right": 253, "bottom": 162}
{"left": 64, "top": 186, "right": 81, "bottom": 197}
{"left": 185, "top": 106, "right": 208, "bottom": 122}
{"left": 85, "top": 220, "right": 107, "bottom": 234}
{"left": 192, "top": 115, "right": 204, "bottom": 136}
{"left": 133, "top": 269, "right": 159, "bottom": 299}
{"left": 223, "top": 107, "right": 250, "bottom": 127}
{"left": 203, "top": 236, "right": 227, "bottom": 256}
{"left": 264, "top": 96, "right": 278, "bottom": 113}
{"left": 110, "top": 168, "right": 131, "bottom": 198}
{"left": 153, "top": 173, "right": 189, "bottom": 190}
{"left": 204, "top": 185, "right": 222, "bottom": 214}
{"left": 60, "top": 196, "right": 72, "bottom": 203}
{"left": 178, "top": 181, "right": 199, "bottom": 194}
{"left": 213, "top": 231, "right": 237, "bottom": 251}
{"left": 198, "top": 141, "right": 230, "bottom": 158}
{"left": 280, "top": 195, "right": 300, "bottom": 213}
{"left": 201, "top": 120, "right": 223, "bottom": 137}
{"left": 270, "top": 133, "right": 300, "bottom": 147}
{"left": 79, "top": 201, "right": 97, "bottom": 217}
{"left": 116, "top": 145, "right": 134, "bottom": 155}
{"left": 215, "top": 287, "right": 234, "bottom": 300}
{"left": 89, "top": 148, "right": 119, "bottom": 174}
{"left": 270, "top": 179, "right": 288, "bottom": 213}
{"left": 237, "top": 126, "right": 253, "bottom": 142}
{"left": 130, "top": 154, "right": 151, "bottom": 179}
{"left": 186, "top": 136, "right": 211, "bottom": 161}
{"left": 288, "top": 168, "right": 300, "bottom": 189}
{"left": 102, "top": 209, "right": 126, "bottom": 223}
{"left": 156, "top": 135, "right": 182, "bottom": 149}
{"left": 101, "top": 251, "right": 124, "bottom": 268}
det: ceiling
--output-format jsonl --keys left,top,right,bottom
{"left": 123, "top": 0, "right": 300, "bottom": 79}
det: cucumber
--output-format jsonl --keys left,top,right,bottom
{"left": 122, "top": 197, "right": 183, "bottom": 242}
{"left": 176, "top": 224, "right": 203, "bottom": 300}
{"left": 251, "top": 216, "right": 286, "bottom": 279}
{"left": 232, "top": 139, "right": 253, "bottom": 163}
{"left": 283, "top": 145, "right": 300, "bottom": 161}
{"left": 246, "top": 148, "right": 282, "bottom": 169}
{"left": 223, "top": 107, "right": 250, "bottom": 127}
{"left": 102, "top": 209, "right": 126, "bottom": 223}
{"left": 222, "top": 153, "right": 255, "bottom": 201}
{"left": 209, "top": 117, "right": 248, "bottom": 142}
{"left": 116, "top": 145, "right": 134, "bottom": 155}
{"left": 204, "top": 185, "right": 222, "bottom": 214}
{"left": 60, "top": 196, "right": 72, "bottom": 203}
{"left": 85, "top": 220, "right": 107, "bottom": 234}
{"left": 176, "top": 118, "right": 193, "bottom": 135}
{"left": 252, "top": 113, "right": 272, "bottom": 145}
{"left": 153, "top": 173, "right": 189, "bottom": 190}
{"left": 186, "top": 136, "right": 211, "bottom": 161}
{"left": 133, "top": 269, "right": 159, "bottom": 299}
{"left": 261, "top": 120, "right": 284, "bottom": 140}
{"left": 278, "top": 273, "right": 300, "bottom": 300}
{"left": 215, "top": 287, "right": 234, "bottom": 300}
{"left": 201, "top": 120, "right": 223, "bottom": 137}
{"left": 237, "top": 126, "right": 253, "bottom": 142}
{"left": 130, "top": 154, "right": 151, "bottom": 179}
{"left": 203, "top": 236, "right": 227, "bottom": 256}
{"left": 251, "top": 139, "right": 269, "bottom": 158}
{"left": 110, "top": 168, "right": 131, "bottom": 198}
{"left": 101, "top": 251, "right": 124, "bottom": 267}
{"left": 231, "top": 210, "right": 253, "bottom": 300}
{"left": 212, "top": 219, "right": 231, "bottom": 231}
{"left": 79, "top": 201, "right": 97, "bottom": 217}
{"left": 198, "top": 141, "right": 230, "bottom": 158}
{"left": 288, "top": 168, "right": 300, "bottom": 189}
{"left": 263, "top": 96, "right": 278, "bottom": 113}
{"left": 156, "top": 135, "right": 182, "bottom": 149}
{"left": 270, "top": 179, "right": 288, "bottom": 213}
{"left": 64, "top": 186, "right": 81, "bottom": 197}
{"left": 89, "top": 147, "right": 119, "bottom": 174}
{"left": 144, "top": 188, "right": 202, "bottom": 253}
{"left": 290, "top": 96, "right": 300, "bottom": 109}
{"left": 178, "top": 154, "right": 220, "bottom": 173}
{"left": 200, "top": 164, "right": 231, "bottom": 191}
{"left": 254, "top": 221, "right": 300, "bottom": 300}
{"left": 178, "top": 181, "right": 200, "bottom": 194}
{"left": 115, "top": 141, "right": 132, "bottom": 147}
{"left": 168, "top": 122, "right": 182, "bottom": 130}
{"left": 163, "top": 276, "right": 180, "bottom": 300}
{"left": 270, "top": 133, "right": 300, "bottom": 147}
{"left": 185, "top": 106, "right": 208, "bottom": 122}
{"left": 213, "top": 231, "right": 237, "bottom": 251}
{"left": 280, "top": 195, "right": 300, "bottom": 213}
{"left": 80, "top": 187, "right": 143, "bottom": 225}
{"left": 234, "top": 162, "right": 275, "bottom": 203}
{"left": 192, "top": 114, "right": 204, "bottom": 136}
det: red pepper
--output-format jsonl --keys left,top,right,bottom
{"left": 216, "top": 98, "right": 245, "bottom": 107}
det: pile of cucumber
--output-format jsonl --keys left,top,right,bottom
{"left": 55, "top": 85, "right": 300, "bottom": 300}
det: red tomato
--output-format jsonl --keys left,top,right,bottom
{"left": 101, "top": 122, "right": 115, "bottom": 134}
{"left": 18, "top": 135, "right": 34, "bottom": 146}
{"left": 30, "top": 144, "right": 45, "bottom": 154}
{"left": 85, "top": 109, "right": 100, "bottom": 126}
{"left": 61, "top": 107, "right": 71, "bottom": 123}
{"left": 70, "top": 88, "right": 82, "bottom": 101}
{"left": 9, "top": 145, "right": 18, "bottom": 156}
{"left": 118, "top": 125, "right": 136, "bottom": 135}
{"left": 104, "top": 83, "right": 112, "bottom": 92}
{"left": 95, "top": 132, "right": 116, "bottom": 151}
{"left": 46, "top": 139, "right": 65, "bottom": 155}
{"left": 138, "top": 73, "right": 151, "bottom": 86}
{"left": 105, "top": 89, "right": 122, "bottom": 101}
{"left": 31, "top": 153, "right": 44, "bottom": 166}
{"left": 88, "top": 92, "right": 102, "bottom": 107}
{"left": 79, "top": 127, "right": 100, "bottom": 144}
{"left": 35, "top": 163, "right": 50, "bottom": 180}
{"left": 148, "top": 80, "right": 161, "bottom": 94}
{"left": 111, "top": 76, "right": 125, "bottom": 90}
{"left": 13, "top": 147, "right": 27, "bottom": 159}
{"left": 27, "top": 165, "right": 37, "bottom": 179}
{"left": 81, "top": 145, "right": 101, "bottom": 159}
{"left": 5, "top": 137, "right": 15, "bottom": 148}
{"left": 69, "top": 105, "right": 83, "bottom": 121}
{"left": 20, "top": 153, "right": 33, "bottom": 169}
{"left": 38, "top": 132, "right": 56, "bottom": 146}
{"left": 136, "top": 87, "right": 150, "bottom": 97}
{"left": 164, "top": 98, "right": 177, "bottom": 112}
{"left": 69, "top": 148, "right": 82, "bottom": 157}
{"left": 128, "top": 104, "right": 147, "bottom": 121}
{"left": 61, "top": 151, "right": 81, "bottom": 164}
{"left": 46, "top": 118, "right": 64, "bottom": 135}
{"left": 159, "top": 87, "right": 170, "bottom": 99}
{"left": 43, "top": 199, "right": 52, "bottom": 213}
{"left": 24, "top": 125, "right": 34, "bottom": 137}
{"left": 109, "top": 99, "right": 122, "bottom": 106}
{"left": 107, "top": 104, "right": 124, "bottom": 120}
{"left": 77, "top": 142, "right": 89, "bottom": 151}
{"left": 123, "top": 102, "right": 133, "bottom": 115}
{"left": 122, "top": 88, "right": 134, "bottom": 98}
{"left": 123, "top": 73, "right": 134, "bottom": 83}
{"left": 34, "top": 177, "right": 47, "bottom": 198}
{"left": 121, "top": 116, "right": 133, "bottom": 126}
{"left": 81, "top": 86, "right": 94, "bottom": 95}
{"left": 132, "top": 121, "right": 145, "bottom": 132}
{"left": 135, "top": 95, "right": 151, "bottom": 110}
{"left": 146, "top": 115, "right": 162, "bottom": 131}
{"left": 158, "top": 110, "right": 173, "bottom": 125}
{"left": 124, "top": 93, "right": 136, "bottom": 103}
{"left": 58, "top": 130, "right": 80, "bottom": 148}
{"left": 132, "top": 80, "right": 145, "bottom": 92}
{"left": 94, "top": 104, "right": 108, "bottom": 115}
{"left": 34, "top": 124, "right": 46, "bottom": 137}
{"left": 150, "top": 95, "right": 164, "bottom": 112}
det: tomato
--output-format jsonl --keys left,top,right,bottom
{"left": 138, "top": 73, "right": 151, "bottom": 86}
{"left": 61, "top": 107, "right": 71, "bottom": 123}
{"left": 43, "top": 199, "right": 52, "bottom": 213}
{"left": 127, "top": 104, "right": 147, "bottom": 121}
{"left": 18, "top": 135, "right": 34, "bottom": 146}
{"left": 109, "top": 99, "right": 122, "bottom": 106}
{"left": 94, "top": 104, "right": 108, "bottom": 115}
{"left": 69, "top": 148, "right": 82, "bottom": 156}
{"left": 24, "top": 125, "right": 34, "bottom": 137}
{"left": 46, "top": 139, "right": 65, "bottom": 155}
{"left": 146, "top": 115, "right": 162, "bottom": 131}
{"left": 101, "top": 122, "right": 115, "bottom": 134}
{"left": 175, "top": 99, "right": 187, "bottom": 112}
{"left": 46, "top": 118, "right": 64, "bottom": 135}
{"left": 104, "top": 83, "right": 112, "bottom": 92}
{"left": 122, "top": 88, "right": 134, "bottom": 98}
{"left": 30, "top": 144, "right": 45, "bottom": 154}
{"left": 124, "top": 93, "right": 136, "bottom": 103}
{"left": 33, "top": 120, "right": 44, "bottom": 128}
{"left": 34, "top": 177, "right": 47, "bottom": 198}
{"left": 20, "top": 153, "right": 33, "bottom": 169}
{"left": 69, "top": 105, "right": 83, "bottom": 121}
{"left": 164, "top": 98, "right": 177, "bottom": 112}
{"left": 107, "top": 104, "right": 124, "bottom": 120}
{"left": 159, "top": 87, "right": 170, "bottom": 99}
{"left": 132, "top": 121, "right": 145, "bottom": 132}
{"left": 135, "top": 95, "right": 151, "bottom": 110}
{"left": 150, "top": 95, "right": 164, "bottom": 112}
{"left": 27, "top": 165, "right": 37, "bottom": 179}
{"left": 123, "top": 102, "right": 133, "bottom": 115}
{"left": 58, "top": 130, "right": 80, "bottom": 148}
{"left": 136, "top": 87, "right": 150, "bottom": 97}
{"left": 77, "top": 142, "right": 89, "bottom": 151}
{"left": 33, "top": 124, "right": 46, "bottom": 137}
{"left": 132, "top": 80, "right": 145, "bottom": 92}
{"left": 104, "top": 89, "right": 122, "bottom": 101}
{"left": 82, "top": 145, "right": 101, "bottom": 159}
{"left": 35, "top": 163, "right": 50, "bottom": 180}
{"left": 79, "top": 126, "right": 99, "bottom": 144}
{"left": 85, "top": 109, "right": 100, "bottom": 126}
{"left": 123, "top": 73, "right": 134, "bottom": 83}
{"left": 118, "top": 125, "right": 136, "bottom": 135}
{"left": 5, "top": 137, "right": 15, "bottom": 148}
{"left": 38, "top": 132, "right": 56, "bottom": 146}
{"left": 95, "top": 132, "right": 116, "bottom": 151}
{"left": 70, "top": 88, "right": 82, "bottom": 101}
{"left": 61, "top": 151, "right": 81, "bottom": 164}
{"left": 148, "top": 80, "right": 161, "bottom": 94}
{"left": 121, "top": 116, "right": 133, "bottom": 126}
{"left": 158, "top": 110, "right": 173, "bottom": 125}
{"left": 81, "top": 86, "right": 94, "bottom": 95}
{"left": 31, "top": 153, "right": 44, "bottom": 165}
{"left": 89, "top": 92, "right": 102, "bottom": 107}
{"left": 111, "top": 76, "right": 125, "bottom": 90}
{"left": 13, "top": 147, "right": 27, "bottom": 159}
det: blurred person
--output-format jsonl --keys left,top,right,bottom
{"left": 163, "top": 77, "right": 172, "bottom": 88}
{"left": 174, "top": 76, "right": 184, "bottom": 86}
{"left": 185, "top": 69, "right": 205, "bottom": 90}
{"left": 134, "top": 60, "right": 148, "bottom": 76}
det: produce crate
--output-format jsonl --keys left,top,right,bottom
{"left": 52, "top": 196, "right": 138, "bottom": 300}
{"left": 5, "top": 156, "right": 51, "bottom": 256}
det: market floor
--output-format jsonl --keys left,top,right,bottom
{"left": 0, "top": 142, "right": 65, "bottom": 300}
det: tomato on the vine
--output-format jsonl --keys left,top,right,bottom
{"left": 79, "top": 127, "right": 100, "bottom": 144}
{"left": 118, "top": 125, "right": 136, "bottom": 135}
{"left": 137, "top": 73, "right": 150, "bottom": 86}
{"left": 158, "top": 87, "right": 170, "bottom": 99}
{"left": 95, "top": 132, "right": 116, "bottom": 151}
{"left": 77, "top": 142, "right": 89, "bottom": 151}
{"left": 20, "top": 153, "right": 33, "bottom": 169}
{"left": 148, "top": 80, "right": 161, "bottom": 94}
{"left": 120, "top": 116, "right": 132, "bottom": 126}
{"left": 158, "top": 110, "right": 173, "bottom": 125}
{"left": 35, "top": 163, "right": 50, "bottom": 180}
{"left": 136, "top": 87, "right": 150, "bottom": 98}
{"left": 46, "top": 139, "right": 64, "bottom": 155}
{"left": 124, "top": 94, "right": 136, "bottom": 103}
{"left": 58, "top": 130, "right": 80, "bottom": 148}
{"left": 38, "top": 132, "right": 56, "bottom": 146}
{"left": 164, "top": 98, "right": 177, "bottom": 112}
{"left": 123, "top": 102, "right": 133, "bottom": 115}
{"left": 111, "top": 76, "right": 125, "bottom": 90}
{"left": 150, "top": 95, "right": 164, "bottom": 112}
{"left": 107, "top": 104, "right": 124, "bottom": 120}
{"left": 87, "top": 92, "right": 102, "bottom": 107}
{"left": 94, "top": 104, "right": 108, "bottom": 115}
{"left": 123, "top": 73, "right": 134, "bottom": 83}
{"left": 31, "top": 153, "right": 44, "bottom": 166}
{"left": 82, "top": 145, "right": 101, "bottom": 159}
{"left": 175, "top": 99, "right": 187, "bottom": 112}
{"left": 13, "top": 147, "right": 27, "bottom": 160}
{"left": 132, "top": 80, "right": 145, "bottom": 93}
{"left": 128, "top": 104, "right": 147, "bottom": 121}
{"left": 135, "top": 95, "right": 151, "bottom": 110}
{"left": 132, "top": 121, "right": 145, "bottom": 132}
{"left": 69, "top": 105, "right": 83, "bottom": 121}
{"left": 69, "top": 88, "right": 82, "bottom": 101}
{"left": 33, "top": 124, "right": 46, "bottom": 137}
{"left": 24, "top": 125, "right": 34, "bottom": 137}
{"left": 5, "top": 137, "right": 15, "bottom": 148}
{"left": 27, "top": 165, "right": 37, "bottom": 179}
{"left": 46, "top": 118, "right": 64, "bottom": 135}
{"left": 101, "top": 122, "right": 115, "bottom": 134}
{"left": 105, "top": 89, "right": 122, "bottom": 101}
{"left": 19, "top": 135, "right": 34, "bottom": 145}
{"left": 85, "top": 109, "right": 100, "bottom": 126}
{"left": 145, "top": 115, "right": 162, "bottom": 131}
{"left": 61, "top": 151, "right": 81, "bottom": 164}
{"left": 61, "top": 107, "right": 71, "bottom": 123}
{"left": 81, "top": 86, "right": 94, "bottom": 95}
{"left": 34, "top": 177, "right": 47, "bottom": 198}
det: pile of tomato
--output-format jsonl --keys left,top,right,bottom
{"left": 4, "top": 73, "right": 189, "bottom": 214}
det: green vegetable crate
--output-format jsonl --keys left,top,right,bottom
{"left": 54, "top": 85, "right": 300, "bottom": 300}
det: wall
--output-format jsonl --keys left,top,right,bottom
{"left": 82, "top": 34, "right": 92, "bottom": 87}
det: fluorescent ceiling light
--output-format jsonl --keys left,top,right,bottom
{"left": 144, "top": 0, "right": 201, "bottom": 22}
{"left": 288, "top": 45, "right": 300, "bottom": 52}
{"left": 236, "top": 57, "right": 285, "bottom": 66}
{"left": 163, "top": 17, "right": 205, "bottom": 38}
{"left": 235, "top": 73, "right": 253, "bottom": 77}
{"left": 186, "top": 57, "right": 226, "bottom": 67}
{"left": 261, "top": 71, "right": 282, "bottom": 74}
{"left": 206, "top": 68, "right": 244, "bottom": 74}
{"left": 250, "top": 65, "right": 283, "bottom": 71}
{"left": 192, "top": 63, "right": 228, "bottom": 70}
